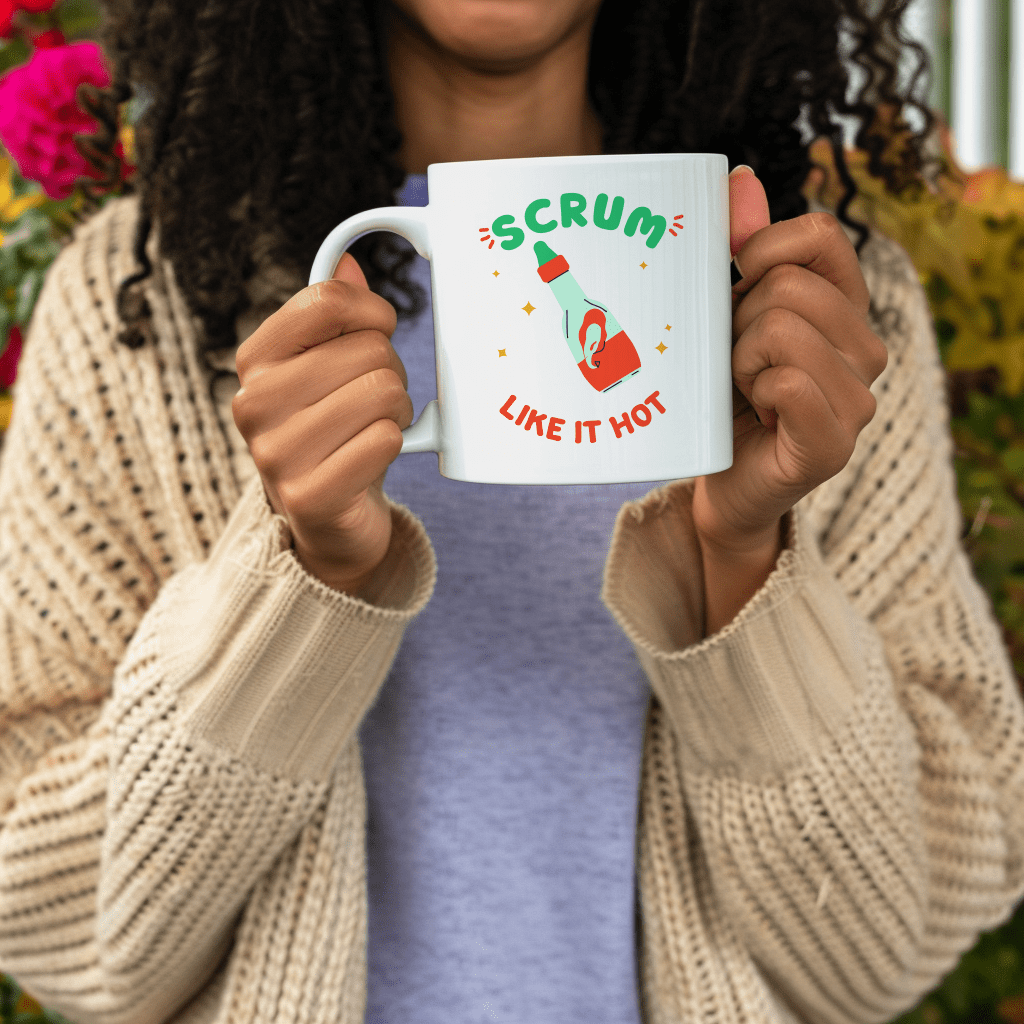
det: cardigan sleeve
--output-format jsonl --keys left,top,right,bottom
{"left": 602, "top": 233, "right": 1024, "bottom": 1023}
{"left": 0, "top": 198, "right": 436, "bottom": 1024}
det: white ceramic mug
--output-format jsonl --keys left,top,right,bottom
{"left": 310, "top": 153, "right": 732, "bottom": 485}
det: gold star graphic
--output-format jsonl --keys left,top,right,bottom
{"left": 640, "top": 261, "right": 648, "bottom": 269}
{"left": 498, "top": 348, "right": 507, "bottom": 357}
{"left": 493, "top": 270, "right": 500, "bottom": 277}
{"left": 522, "top": 301, "right": 536, "bottom": 315}
{"left": 656, "top": 341, "right": 668, "bottom": 354}
{"left": 664, "top": 324, "right": 672, "bottom": 331}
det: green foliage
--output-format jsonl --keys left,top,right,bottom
{"left": 0, "top": 160, "right": 110, "bottom": 357}
{"left": 890, "top": 904, "right": 1024, "bottom": 1024}
{"left": 952, "top": 385, "right": 1024, "bottom": 679}
{"left": 0, "top": 39, "right": 30, "bottom": 77}
{"left": 53, "top": 0, "right": 102, "bottom": 38}
{"left": 0, "top": 211, "right": 62, "bottom": 354}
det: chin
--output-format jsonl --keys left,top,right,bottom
{"left": 393, "top": 0, "right": 597, "bottom": 67}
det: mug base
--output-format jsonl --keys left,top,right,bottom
{"left": 436, "top": 453, "right": 733, "bottom": 486}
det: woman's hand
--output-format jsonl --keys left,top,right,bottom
{"left": 232, "top": 253, "right": 413, "bottom": 597}
{"left": 692, "top": 167, "right": 888, "bottom": 631}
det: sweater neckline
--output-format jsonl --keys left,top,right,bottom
{"left": 396, "top": 174, "right": 428, "bottom": 207}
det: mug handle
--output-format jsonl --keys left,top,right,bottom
{"left": 308, "top": 206, "right": 441, "bottom": 455}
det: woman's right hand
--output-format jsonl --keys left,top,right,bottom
{"left": 232, "top": 252, "right": 413, "bottom": 596}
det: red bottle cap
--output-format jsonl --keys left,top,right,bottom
{"left": 537, "top": 255, "right": 569, "bottom": 282}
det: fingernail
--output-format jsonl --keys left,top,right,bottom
{"left": 730, "top": 164, "right": 755, "bottom": 176}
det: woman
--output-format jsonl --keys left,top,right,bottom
{"left": 0, "top": 0, "right": 1022, "bottom": 1022}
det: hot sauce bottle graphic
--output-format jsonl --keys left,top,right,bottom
{"left": 534, "top": 240, "right": 642, "bottom": 392}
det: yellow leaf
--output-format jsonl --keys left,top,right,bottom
{"left": 14, "top": 989, "right": 42, "bottom": 1013}
{"left": 947, "top": 331, "right": 1024, "bottom": 395}
{"left": 0, "top": 156, "right": 12, "bottom": 209}
{"left": 119, "top": 124, "right": 136, "bottom": 165}
{"left": 0, "top": 156, "right": 43, "bottom": 224}
{"left": 962, "top": 166, "right": 1024, "bottom": 219}
{"left": 2, "top": 194, "right": 44, "bottom": 223}
{"left": 803, "top": 134, "right": 1024, "bottom": 397}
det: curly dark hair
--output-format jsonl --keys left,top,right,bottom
{"left": 83, "top": 0, "right": 932, "bottom": 359}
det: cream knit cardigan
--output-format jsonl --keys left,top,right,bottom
{"left": 0, "top": 196, "right": 1022, "bottom": 1024}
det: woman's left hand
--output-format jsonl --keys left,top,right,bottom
{"left": 692, "top": 168, "right": 889, "bottom": 557}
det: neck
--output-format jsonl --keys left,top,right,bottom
{"left": 386, "top": 6, "right": 603, "bottom": 173}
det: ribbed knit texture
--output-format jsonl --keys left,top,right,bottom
{"left": 0, "top": 196, "right": 1020, "bottom": 1024}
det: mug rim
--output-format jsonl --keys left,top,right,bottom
{"left": 426, "top": 152, "right": 728, "bottom": 174}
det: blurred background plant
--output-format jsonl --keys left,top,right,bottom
{"left": 806, "top": 122, "right": 1024, "bottom": 693}
{"left": 0, "top": 1, "right": 1023, "bottom": 1024}
{"left": 0, "top": 0, "right": 132, "bottom": 431}
{"left": 802, "top": 115, "right": 1024, "bottom": 1022}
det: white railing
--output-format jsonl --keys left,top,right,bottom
{"left": 903, "top": 0, "right": 1022, "bottom": 176}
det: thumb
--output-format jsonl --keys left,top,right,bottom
{"left": 729, "top": 165, "right": 770, "bottom": 260}
{"left": 332, "top": 251, "right": 369, "bottom": 288}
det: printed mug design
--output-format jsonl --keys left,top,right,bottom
{"left": 477, "top": 187, "right": 685, "bottom": 395}
{"left": 533, "top": 240, "right": 641, "bottom": 393}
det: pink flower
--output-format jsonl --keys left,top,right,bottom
{"left": 0, "top": 325, "right": 23, "bottom": 389}
{"left": 0, "top": 42, "right": 111, "bottom": 200}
